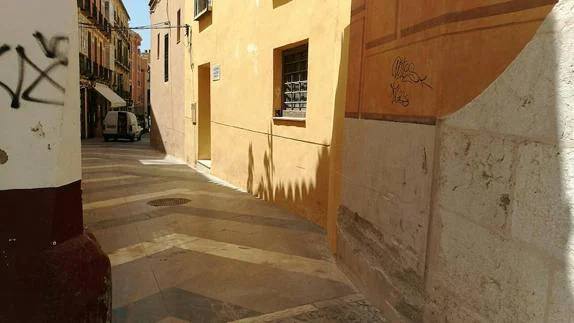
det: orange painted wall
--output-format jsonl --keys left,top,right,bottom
{"left": 130, "top": 32, "right": 146, "bottom": 110}
{"left": 346, "top": 0, "right": 555, "bottom": 122}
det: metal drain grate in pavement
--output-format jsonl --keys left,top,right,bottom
{"left": 147, "top": 198, "right": 191, "bottom": 207}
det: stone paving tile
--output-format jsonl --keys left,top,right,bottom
{"left": 159, "top": 249, "right": 354, "bottom": 313}
{"left": 82, "top": 170, "right": 131, "bottom": 179}
{"left": 90, "top": 207, "right": 328, "bottom": 260}
{"left": 91, "top": 222, "right": 142, "bottom": 253}
{"left": 229, "top": 295, "right": 385, "bottom": 323}
{"left": 133, "top": 213, "right": 329, "bottom": 260}
{"left": 88, "top": 198, "right": 323, "bottom": 234}
{"left": 156, "top": 317, "right": 191, "bottom": 323}
{"left": 113, "top": 288, "right": 260, "bottom": 323}
{"left": 81, "top": 137, "right": 386, "bottom": 323}
{"left": 82, "top": 177, "right": 165, "bottom": 194}
{"left": 274, "top": 298, "right": 386, "bottom": 323}
{"left": 112, "top": 256, "right": 161, "bottom": 309}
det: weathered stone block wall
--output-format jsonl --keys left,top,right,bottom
{"left": 338, "top": 0, "right": 574, "bottom": 321}
{"left": 425, "top": 2, "right": 574, "bottom": 320}
{"left": 338, "top": 118, "right": 436, "bottom": 322}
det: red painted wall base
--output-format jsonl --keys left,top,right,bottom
{"left": 1, "top": 232, "right": 111, "bottom": 322}
{"left": 0, "top": 181, "right": 111, "bottom": 322}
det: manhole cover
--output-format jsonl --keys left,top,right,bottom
{"left": 147, "top": 198, "right": 191, "bottom": 207}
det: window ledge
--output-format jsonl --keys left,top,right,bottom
{"left": 194, "top": 8, "right": 209, "bottom": 21}
{"left": 273, "top": 116, "right": 306, "bottom": 122}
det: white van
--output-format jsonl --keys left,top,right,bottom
{"left": 103, "top": 111, "right": 143, "bottom": 142}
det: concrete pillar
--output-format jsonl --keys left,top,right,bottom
{"left": 0, "top": 1, "right": 111, "bottom": 321}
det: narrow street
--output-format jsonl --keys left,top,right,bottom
{"left": 81, "top": 137, "right": 385, "bottom": 323}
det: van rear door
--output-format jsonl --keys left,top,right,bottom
{"left": 118, "top": 112, "right": 128, "bottom": 136}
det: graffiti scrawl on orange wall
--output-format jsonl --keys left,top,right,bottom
{"left": 346, "top": 0, "right": 556, "bottom": 123}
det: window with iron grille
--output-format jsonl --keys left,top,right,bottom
{"left": 164, "top": 34, "right": 169, "bottom": 82}
{"left": 281, "top": 44, "right": 308, "bottom": 118}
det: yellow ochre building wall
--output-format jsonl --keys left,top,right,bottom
{"left": 186, "top": 0, "right": 351, "bottom": 246}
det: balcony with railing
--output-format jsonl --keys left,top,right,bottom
{"left": 102, "top": 18, "right": 111, "bottom": 37}
{"left": 114, "top": 22, "right": 130, "bottom": 40}
{"left": 79, "top": 54, "right": 112, "bottom": 86}
{"left": 95, "top": 16, "right": 111, "bottom": 38}
{"left": 93, "top": 62, "right": 100, "bottom": 80}
{"left": 77, "top": 0, "right": 89, "bottom": 11}
{"left": 77, "top": 0, "right": 111, "bottom": 38}
{"left": 99, "top": 66, "right": 112, "bottom": 84}
{"left": 90, "top": 3, "right": 98, "bottom": 21}
{"left": 115, "top": 55, "right": 131, "bottom": 71}
{"left": 111, "top": 83, "right": 131, "bottom": 103}
{"left": 79, "top": 53, "right": 92, "bottom": 78}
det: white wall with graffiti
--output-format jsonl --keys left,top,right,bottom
{"left": 0, "top": 0, "right": 80, "bottom": 190}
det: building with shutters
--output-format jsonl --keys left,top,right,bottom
{"left": 78, "top": 0, "right": 132, "bottom": 139}
{"left": 130, "top": 30, "right": 148, "bottom": 118}
{"left": 143, "top": 49, "right": 151, "bottom": 119}
{"left": 111, "top": 0, "right": 132, "bottom": 106}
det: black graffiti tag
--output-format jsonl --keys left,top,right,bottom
{"left": 390, "top": 82, "right": 410, "bottom": 107}
{"left": 390, "top": 56, "right": 432, "bottom": 107}
{"left": 0, "top": 32, "right": 69, "bottom": 109}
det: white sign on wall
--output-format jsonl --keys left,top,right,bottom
{"left": 212, "top": 64, "right": 221, "bottom": 81}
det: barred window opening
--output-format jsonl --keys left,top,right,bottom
{"left": 281, "top": 44, "right": 308, "bottom": 118}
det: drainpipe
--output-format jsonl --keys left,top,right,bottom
{"left": 0, "top": 1, "right": 111, "bottom": 321}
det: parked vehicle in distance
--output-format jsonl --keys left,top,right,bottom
{"left": 103, "top": 111, "right": 143, "bottom": 142}
{"left": 137, "top": 114, "right": 149, "bottom": 134}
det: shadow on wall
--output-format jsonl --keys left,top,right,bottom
{"left": 244, "top": 26, "right": 349, "bottom": 235}
{"left": 198, "top": 12, "right": 212, "bottom": 33}
{"left": 149, "top": 107, "right": 166, "bottom": 153}
{"left": 426, "top": 12, "right": 574, "bottom": 321}
{"left": 246, "top": 124, "right": 331, "bottom": 228}
{"left": 328, "top": 24, "right": 351, "bottom": 251}
{"left": 336, "top": 5, "right": 574, "bottom": 322}
{"left": 272, "top": 0, "right": 293, "bottom": 9}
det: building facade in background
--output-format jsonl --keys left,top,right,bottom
{"left": 78, "top": 0, "right": 132, "bottom": 139}
{"left": 130, "top": 30, "right": 148, "bottom": 117}
{"left": 142, "top": 49, "right": 151, "bottom": 120}
{"left": 78, "top": 0, "right": 113, "bottom": 138}
{"left": 149, "top": 0, "right": 350, "bottom": 248}
{"left": 111, "top": 0, "right": 131, "bottom": 105}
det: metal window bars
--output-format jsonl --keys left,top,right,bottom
{"left": 282, "top": 44, "right": 308, "bottom": 118}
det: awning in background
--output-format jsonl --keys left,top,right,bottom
{"left": 94, "top": 83, "right": 126, "bottom": 108}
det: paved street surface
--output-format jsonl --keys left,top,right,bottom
{"left": 81, "top": 136, "right": 386, "bottom": 323}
